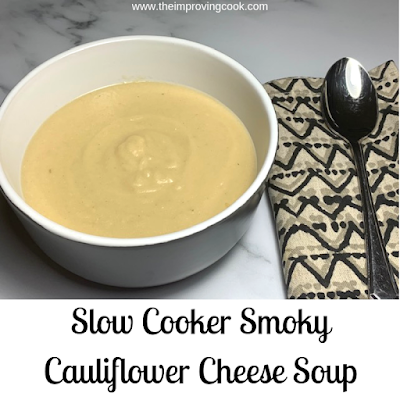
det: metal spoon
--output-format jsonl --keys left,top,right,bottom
{"left": 321, "top": 57, "right": 399, "bottom": 299}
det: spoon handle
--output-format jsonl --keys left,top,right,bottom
{"left": 352, "top": 142, "right": 399, "bottom": 299}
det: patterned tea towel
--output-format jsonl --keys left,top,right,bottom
{"left": 264, "top": 61, "right": 399, "bottom": 299}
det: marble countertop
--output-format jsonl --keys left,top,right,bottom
{"left": 0, "top": 0, "right": 398, "bottom": 299}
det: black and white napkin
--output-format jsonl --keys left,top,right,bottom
{"left": 264, "top": 61, "right": 399, "bottom": 299}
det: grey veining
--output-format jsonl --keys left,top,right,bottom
{"left": 0, "top": 0, "right": 398, "bottom": 298}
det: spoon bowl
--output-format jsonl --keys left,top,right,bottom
{"left": 322, "top": 57, "right": 378, "bottom": 141}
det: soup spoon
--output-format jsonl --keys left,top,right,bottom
{"left": 321, "top": 57, "right": 399, "bottom": 299}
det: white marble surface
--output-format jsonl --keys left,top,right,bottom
{"left": 0, "top": 0, "right": 398, "bottom": 299}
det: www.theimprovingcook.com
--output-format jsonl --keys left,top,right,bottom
{"left": 131, "top": 2, "right": 269, "bottom": 13}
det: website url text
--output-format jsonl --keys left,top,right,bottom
{"left": 131, "top": 2, "right": 269, "bottom": 13}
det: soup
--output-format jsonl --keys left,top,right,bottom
{"left": 22, "top": 82, "right": 256, "bottom": 238}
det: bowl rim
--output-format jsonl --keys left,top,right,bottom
{"left": 0, "top": 35, "right": 278, "bottom": 248}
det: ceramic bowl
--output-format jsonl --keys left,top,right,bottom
{"left": 0, "top": 36, "right": 278, "bottom": 287}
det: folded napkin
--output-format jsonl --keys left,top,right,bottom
{"left": 264, "top": 61, "right": 399, "bottom": 299}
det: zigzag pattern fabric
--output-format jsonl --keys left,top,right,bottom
{"left": 264, "top": 61, "right": 399, "bottom": 299}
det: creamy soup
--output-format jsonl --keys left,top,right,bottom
{"left": 22, "top": 82, "right": 256, "bottom": 238}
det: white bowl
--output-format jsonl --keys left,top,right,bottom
{"left": 0, "top": 36, "right": 278, "bottom": 287}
